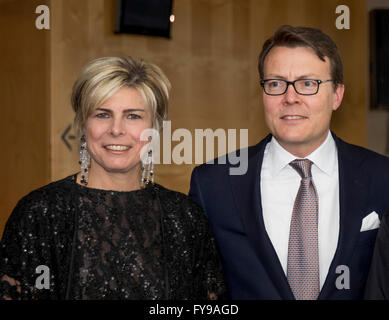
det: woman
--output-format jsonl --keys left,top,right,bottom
{"left": 0, "top": 57, "right": 226, "bottom": 300}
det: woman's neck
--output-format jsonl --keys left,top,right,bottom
{"left": 77, "top": 165, "right": 143, "bottom": 192}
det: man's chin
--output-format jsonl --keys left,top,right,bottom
{"left": 274, "top": 133, "right": 329, "bottom": 157}
{"left": 274, "top": 133, "right": 310, "bottom": 146}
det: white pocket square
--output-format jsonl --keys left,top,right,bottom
{"left": 360, "top": 211, "right": 380, "bottom": 232}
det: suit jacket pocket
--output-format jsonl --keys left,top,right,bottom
{"left": 356, "top": 228, "right": 379, "bottom": 247}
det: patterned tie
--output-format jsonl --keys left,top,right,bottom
{"left": 287, "top": 159, "right": 320, "bottom": 300}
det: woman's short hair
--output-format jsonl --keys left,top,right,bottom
{"left": 71, "top": 56, "right": 171, "bottom": 137}
{"left": 258, "top": 25, "right": 343, "bottom": 89}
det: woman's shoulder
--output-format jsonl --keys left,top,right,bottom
{"left": 8, "top": 175, "right": 76, "bottom": 224}
{"left": 152, "top": 183, "right": 208, "bottom": 223}
{"left": 17, "top": 175, "right": 75, "bottom": 206}
{"left": 152, "top": 183, "right": 199, "bottom": 207}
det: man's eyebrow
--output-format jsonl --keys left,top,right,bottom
{"left": 295, "top": 74, "right": 321, "bottom": 79}
{"left": 264, "top": 74, "right": 321, "bottom": 79}
{"left": 264, "top": 74, "right": 287, "bottom": 79}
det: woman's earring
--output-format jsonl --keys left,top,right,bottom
{"left": 141, "top": 148, "right": 154, "bottom": 188}
{"left": 79, "top": 134, "right": 90, "bottom": 185}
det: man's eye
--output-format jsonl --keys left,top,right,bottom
{"left": 269, "top": 81, "right": 282, "bottom": 87}
{"left": 303, "top": 80, "right": 316, "bottom": 87}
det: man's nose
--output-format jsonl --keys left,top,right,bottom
{"left": 283, "top": 83, "right": 301, "bottom": 105}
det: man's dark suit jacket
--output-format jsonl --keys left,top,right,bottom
{"left": 189, "top": 132, "right": 389, "bottom": 299}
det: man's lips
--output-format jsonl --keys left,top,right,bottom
{"left": 280, "top": 115, "right": 308, "bottom": 120}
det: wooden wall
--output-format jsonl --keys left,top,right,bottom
{"left": 366, "top": 0, "right": 389, "bottom": 156}
{"left": 1, "top": 0, "right": 367, "bottom": 236}
{"left": 0, "top": 0, "right": 50, "bottom": 236}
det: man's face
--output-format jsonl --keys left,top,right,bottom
{"left": 262, "top": 46, "right": 344, "bottom": 157}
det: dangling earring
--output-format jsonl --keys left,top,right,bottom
{"left": 141, "top": 148, "right": 154, "bottom": 188}
{"left": 79, "top": 134, "right": 90, "bottom": 185}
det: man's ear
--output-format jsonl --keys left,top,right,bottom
{"left": 332, "top": 84, "right": 345, "bottom": 111}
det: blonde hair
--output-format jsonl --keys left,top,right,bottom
{"left": 71, "top": 56, "right": 171, "bottom": 137}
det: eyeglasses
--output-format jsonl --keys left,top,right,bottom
{"left": 260, "top": 79, "right": 333, "bottom": 96}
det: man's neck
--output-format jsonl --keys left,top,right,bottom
{"left": 275, "top": 133, "right": 330, "bottom": 159}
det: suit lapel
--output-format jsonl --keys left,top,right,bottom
{"left": 229, "top": 134, "right": 294, "bottom": 299}
{"left": 318, "top": 133, "right": 368, "bottom": 299}
{"left": 230, "top": 133, "right": 369, "bottom": 299}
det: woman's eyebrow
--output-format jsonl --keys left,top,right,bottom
{"left": 95, "top": 107, "right": 146, "bottom": 113}
{"left": 123, "top": 108, "right": 146, "bottom": 113}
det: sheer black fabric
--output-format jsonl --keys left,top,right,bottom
{"left": 0, "top": 175, "right": 226, "bottom": 300}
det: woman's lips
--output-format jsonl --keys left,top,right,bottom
{"left": 104, "top": 145, "right": 131, "bottom": 151}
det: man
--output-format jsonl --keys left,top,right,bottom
{"left": 189, "top": 25, "right": 389, "bottom": 300}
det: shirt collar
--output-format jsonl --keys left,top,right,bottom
{"left": 268, "top": 131, "right": 337, "bottom": 177}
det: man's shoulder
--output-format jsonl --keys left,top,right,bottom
{"left": 335, "top": 135, "right": 389, "bottom": 166}
{"left": 334, "top": 136, "right": 389, "bottom": 184}
{"left": 192, "top": 134, "right": 271, "bottom": 177}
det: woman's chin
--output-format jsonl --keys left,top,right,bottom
{"left": 102, "top": 163, "right": 141, "bottom": 174}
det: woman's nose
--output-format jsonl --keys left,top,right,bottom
{"left": 109, "top": 118, "right": 125, "bottom": 136}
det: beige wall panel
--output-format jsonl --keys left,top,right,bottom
{"left": 0, "top": 0, "right": 368, "bottom": 237}
{"left": 366, "top": 0, "right": 389, "bottom": 156}
{"left": 0, "top": 0, "right": 50, "bottom": 235}
{"left": 50, "top": 0, "right": 367, "bottom": 196}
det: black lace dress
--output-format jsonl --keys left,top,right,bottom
{"left": 0, "top": 175, "right": 226, "bottom": 300}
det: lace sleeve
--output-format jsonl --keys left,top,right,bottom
{"left": 0, "top": 195, "right": 52, "bottom": 300}
{"left": 0, "top": 274, "right": 21, "bottom": 300}
{"left": 0, "top": 201, "right": 27, "bottom": 299}
{"left": 191, "top": 203, "right": 228, "bottom": 300}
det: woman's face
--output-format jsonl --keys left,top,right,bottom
{"left": 84, "top": 86, "right": 153, "bottom": 178}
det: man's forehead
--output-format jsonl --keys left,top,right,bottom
{"left": 265, "top": 45, "right": 327, "bottom": 60}
{"left": 263, "top": 46, "right": 331, "bottom": 75}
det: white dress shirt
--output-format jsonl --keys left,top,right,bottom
{"left": 261, "top": 131, "right": 339, "bottom": 289}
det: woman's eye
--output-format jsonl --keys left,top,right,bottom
{"left": 128, "top": 113, "right": 141, "bottom": 120}
{"left": 96, "top": 113, "right": 109, "bottom": 118}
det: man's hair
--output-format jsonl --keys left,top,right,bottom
{"left": 258, "top": 25, "right": 343, "bottom": 89}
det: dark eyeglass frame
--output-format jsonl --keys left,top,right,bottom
{"left": 260, "top": 79, "right": 333, "bottom": 96}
